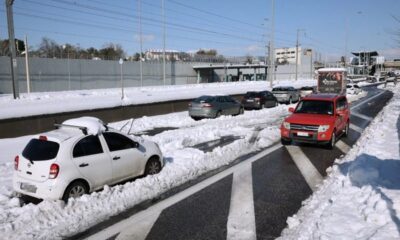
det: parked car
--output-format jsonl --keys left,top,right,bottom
{"left": 272, "top": 86, "right": 300, "bottom": 104}
{"left": 188, "top": 95, "right": 244, "bottom": 120}
{"left": 241, "top": 91, "right": 278, "bottom": 110}
{"left": 299, "top": 86, "right": 316, "bottom": 98}
{"left": 346, "top": 83, "right": 362, "bottom": 95}
{"left": 13, "top": 117, "right": 164, "bottom": 202}
{"left": 280, "top": 94, "right": 350, "bottom": 149}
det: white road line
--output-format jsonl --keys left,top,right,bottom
{"left": 350, "top": 90, "right": 387, "bottom": 110}
{"left": 351, "top": 112, "right": 373, "bottom": 121}
{"left": 116, "top": 211, "right": 161, "bottom": 240}
{"left": 350, "top": 123, "right": 363, "bottom": 133}
{"left": 227, "top": 164, "right": 256, "bottom": 240}
{"left": 84, "top": 143, "right": 283, "bottom": 240}
{"left": 285, "top": 146, "right": 323, "bottom": 192}
{"left": 336, "top": 140, "right": 351, "bottom": 153}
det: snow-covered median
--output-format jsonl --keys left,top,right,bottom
{"left": 279, "top": 84, "right": 400, "bottom": 239}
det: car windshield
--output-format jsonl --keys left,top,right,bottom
{"left": 295, "top": 100, "right": 334, "bottom": 115}
{"left": 244, "top": 92, "right": 260, "bottom": 97}
{"left": 22, "top": 138, "right": 60, "bottom": 161}
{"left": 193, "top": 96, "right": 214, "bottom": 103}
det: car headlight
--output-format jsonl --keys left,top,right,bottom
{"left": 283, "top": 122, "right": 290, "bottom": 130}
{"left": 318, "top": 125, "right": 330, "bottom": 132}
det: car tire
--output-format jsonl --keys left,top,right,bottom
{"left": 145, "top": 156, "right": 162, "bottom": 175}
{"left": 288, "top": 97, "right": 293, "bottom": 104}
{"left": 191, "top": 116, "right": 201, "bottom": 121}
{"left": 344, "top": 121, "right": 349, "bottom": 137}
{"left": 327, "top": 131, "right": 336, "bottom": 150}
{"left": 260, "top": 103, "right": 265, "bottom": 109}
{"left": 281, "top": 138, "right": 291, "bottom": 145}
{"left": 215, "top": 111, "right": 221, "bottom": 118}
{"left": 275, "top": 101, "right": 279, "bottom": 107}
{"left": 239, "top": 107, "right": 244, "bottom": 115}
{"left": 62, "top": 181, "right": 88, "bottom": 202}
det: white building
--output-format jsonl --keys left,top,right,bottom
{"left": 275, "top": 47, "right": 302, "bottom": 64}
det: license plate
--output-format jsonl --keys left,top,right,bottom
{"left": 20, "top": 182, "right": 37, "bottom": 193}
{"left": 297, "top": 131, "right": 309, "bottom": 137}
{"left": 247, "top": 99, "right": 254, "bottom": 102}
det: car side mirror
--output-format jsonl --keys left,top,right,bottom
{"left": 288, "top": 107, "right": 295, "bottom": 113}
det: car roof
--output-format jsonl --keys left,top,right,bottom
{"left": 302, "top": 93, "right": 343, "bottom": 101}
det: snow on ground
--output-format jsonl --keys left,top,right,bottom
{"left": 279, "top": 83, "right": 400, "bottom": 239}
{"left": 0, "top": 103, "right": 289, "bottom": 239}
{"left": 0, "top": 79, "right": 315, "bottom": 120}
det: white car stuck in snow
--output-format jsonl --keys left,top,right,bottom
{"left": 346, "top": 83, "right": 362, "bottom": 95}
{"left": 13, "top": 117, "right": 163, "bottom": 202}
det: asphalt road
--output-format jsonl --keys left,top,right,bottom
{"left": 73, "top": 86, "right": 393, "bottom": 240}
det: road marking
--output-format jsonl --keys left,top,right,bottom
{"left": 351, "top": 112, "right": 373, "bottom": 121}
{"left": 116, "top": 211, "right": 161, "bottom": 240}
{"left": 336, "top": 140, "right": 351, "bottom": 153}
{"left": 227, "top": 164, "right": 256, "bottom": 240}
{"left": 350, "top": 123, "right": 363, "bottom": 133}
{"left": 84, "top": 143, "right": 283, "bottom": 240}
{"left": 350, "top": 90, "right": 387, "bottom": 110}
{"left": 285, "top": 146, "right": 323, "bottom": 192}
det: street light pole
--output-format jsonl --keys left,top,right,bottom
{"left": 269, "top": 0, "right": 275, "bottom": 88}
{"left": 5, "top": 0, "right": 19, "bottom": 99}
{"left": 119, "top": 58, "right": 124, "bottom": 100}
{"left": 161, "top": 0, "right": 166, "bottom": 85}
{"left": 295, "top": 29, "right": 305, "bottom": 81}
{"left": 24, "top": 35, "right": 30, "bottom": 94}
{"left": 138, "top": 0, "right": 143, "bottom": 87}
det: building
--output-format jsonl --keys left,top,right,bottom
{"left": 145, "top": 49, "right": 180, "bottom": 61}
{"left": 275, "top": 47, "right": 301, "bottom": 64}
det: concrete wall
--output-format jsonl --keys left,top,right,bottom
{"left": 0, "top": 57, "right": 200, "bottom": 94}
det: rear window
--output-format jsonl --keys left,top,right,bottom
{"left": 244, "top": 92, "right": 260, "bottom": 97}
{"left": 22, "top": 139, "right": 60, "bottom": 161}
{"left": 193, "top": 96, "right": 215, "bottom": 103}
{"left": 272, "top": 87, "right": 289, "bottom": 91}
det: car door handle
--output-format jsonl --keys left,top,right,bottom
{"left": 113, "top": 156, "right": 120, "bottom": 160}
{"left": 79, "top": 163, "right": 89, "bottom": 167}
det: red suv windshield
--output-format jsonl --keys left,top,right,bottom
{"left": 295, "top": 100, "right": 334, "bottom": 115}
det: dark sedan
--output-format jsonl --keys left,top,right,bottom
{"left": 241, "top": 91, "right": 278, "bottom": 110}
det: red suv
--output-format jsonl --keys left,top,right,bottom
{"left": 280, "top": 94, "right": 350, "bottom": 149}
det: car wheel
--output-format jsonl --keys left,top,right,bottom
{"left": 215, "top": 111, "right": 222, "bottom": 118}
{"left": 191, "top": 116, "right": 200, "bottom": 121}
{"left": 288, "top": 97, "right": 293, "bottom": 104}
{"left": 344, "top": 121, "right": 349, "bottom": 137}
{"left": 62, "top": 181, "right": 88, "bottom": 202}
{"left": 327, "top": 131, "right": 336, "bottom": 149}
{"left": 145, "top": 157, "right": 162, "bottom": 175}
{"left": 275, "top": 101, "right": 279, "bottom": 107}
{"left": 239, "top": 107, "right": 244, "bottom": 115}
{"left": 281, "top": 138, "right": 291, "bottom": 145}
{"left": 260, "top": 103, "right": 265, "bottom": 109}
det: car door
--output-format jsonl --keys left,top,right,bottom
{"left": 265, "top": 91, "right": 275, "bottom": 107}
{"left": 102, "top": 132, "right": 146, "bottom": 182}
{"left": 335, "top": 97, "right": 347, "bottom": 132}
{"left": 72, "top": 135, "right": 112, "bottom": 188}
{"left": 225, "top": 96, "right": 238, "bottom": 114}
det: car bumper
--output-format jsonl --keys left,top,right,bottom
{"left": 281, "top": 128, "right": 331, "bottom": 144}
{"left": 13, "top": 173, "right": 68, "bottom": 200}
{"left": 189, "top": 108, "right": 217, "bottom": 118}
{"left": 275, "top": 96, "right": 290, "bottom": 102}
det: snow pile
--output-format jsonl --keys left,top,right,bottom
{"left": 279, "top": 84, "right": 400, "bottom": 239}
{"left": 0, "top": 79, "right": 315, "bottom": 120}
{"left": 62, "top": 117, "right": 106, "bottom": 135}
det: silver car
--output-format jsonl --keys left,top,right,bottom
{"left": 272, "top": 86, "right": 300, "bottom": 104}
{"left": 188, "top": 95, "right": 244, "bottom": 120}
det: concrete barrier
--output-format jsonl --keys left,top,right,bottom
{"left": 0, "top": 94, "right": 244, "bottom": 138}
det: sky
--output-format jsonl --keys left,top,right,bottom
{"left": 0, "top": 0, "right": 399, "bottom": 60}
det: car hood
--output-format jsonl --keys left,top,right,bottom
{"left": 285, "top": 113, "right": 335, "bottom": 125}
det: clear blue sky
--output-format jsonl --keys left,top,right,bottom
{"left": 0, "top": 0, "right": 399, "bottom": 60}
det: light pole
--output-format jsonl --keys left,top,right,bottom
{"left": 138, "top": 0, "right": 143, "bottom": 87}
{"left": 161, "top": 0, "right": 166, "bottom": 85}
{"left": 119, "top": 58, "right": 124, "bottom": 100}
{"left": 5, "top": 0, "right": 19, "bottom": 99}
{"left": 295, "top": 29, "right": 305, "bottom": 81}
{"left": 63, "top": 44, "right": 71, "bottom": 90}
{"left": 269, "top": 0, "right": 275, "bottom": 88}
{"left": 24, "top": 35, "right": 31, "bottom": 93}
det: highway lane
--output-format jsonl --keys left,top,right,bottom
{"left": 73, "top": 86, "right": 392, "bottom": 240}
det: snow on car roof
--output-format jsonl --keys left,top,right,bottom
{"left": 62, "top": 117, "right": 106, "bottom": 135}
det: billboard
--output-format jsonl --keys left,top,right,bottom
{"left": 317, "top": 69, "right": 346, "bottom": 94}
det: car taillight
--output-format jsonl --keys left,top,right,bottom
{"left": 202, "top": 103, "right": 213, "bottom": 108}
{"left": 49, "top": 163, "right": 59, "bottom": 179}
{"left": 39, "top": 135, "right": 47, "bottom": 141}
{"left": 255, "top": 97, "right": 260, "bottom": 102}
{"left": 14, "top": 155, "right": 19, "bottom": 170}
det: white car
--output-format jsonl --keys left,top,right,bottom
{"left": 13, "top": 117, "right": 163, "bottom": 202}
{"left": 346, "top": 83, "right": 362, "bottom": 95}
